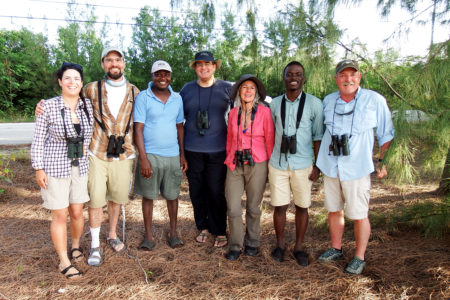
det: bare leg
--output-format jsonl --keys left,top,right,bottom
{"left": 142, "top": 198, "right": 154, "bottom": 241}
{"left": 166, "top": 199, "right": 178, "bottom": 239}
{"left": 273, "top": 205, "right": 288, "bottom": 249}
{"left": 107, "top": 201, "right": 121, "bottom": 240}
{"left": 88, "top": 206, "right": 103, "bottom": 228}
{"left": 51, "top": 208, "right": 81, "bottom": 278}
{"left": 354, "top": 218, "right": 371, "bottom": 260}
{"left": 68, "top": 203, "right": 84, "bottom": 250}
{"left": 328, "top": 211, "right": 345, "bottom": 250}
{"left": 293, "top": 206, "right": 308, "bottom": 252}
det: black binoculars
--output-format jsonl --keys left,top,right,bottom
{"left": 233, "top": 149, "right": 255, "bottom": 167}
{"left": 67, "top": 136, "right": 83, "bottom": 166}
{"left": 329, "top": 134, "right": 350, "bottom": 156}
{"left": 280, "top": 135, "right": 297, "bottom": 154}
{"left": 67, "top": 137, "right": 84, "bottom": 159}
{"left": 107, "top": 135, "right": 125, "bottom": 158}
{"left": 196, "top": 110, "right": 210, "bottom": 136}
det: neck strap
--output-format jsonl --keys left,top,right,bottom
{"left": 281, "top": 92, "right": 306, "bottom": 134}
{"left": 94, "top": 80, "right": 134, "bottom": 136}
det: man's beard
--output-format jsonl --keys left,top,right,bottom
{"left": 107, "top": 71, "right": 123, "bottom": 80}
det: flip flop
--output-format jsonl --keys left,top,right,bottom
{"left": 139, "top": 239, "right": 156, "bottom": 251}
{"left": 168, "top": 236, "right": 184, "bottom": 248}
{"left": 214, "top": 236, "right": 228, "bottom": 248}
{"left": 196, "top": 231, "right": 209, "bottom": 243}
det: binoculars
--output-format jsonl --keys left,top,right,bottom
{"left": 329, "top": 134, "right": 350, "bottom": 156}
{"left": 234, "top": 149, "right": 255, "bottom": 167}
{"left": 280, "top": 135, "right": 297, "bottom": 154}
{"left": 196, "top": 110, "right": 210, "bottom": 136}
{"left": 67, "top": 137, "right": 84, "bottom": 166}
{"left": 107, "top": 135, "right": 125, "bottom": 158}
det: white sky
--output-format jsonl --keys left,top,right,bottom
{"left": 1, "top": 0, "right": 449, "bottom": 58}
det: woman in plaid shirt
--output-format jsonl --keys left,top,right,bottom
{"left": 31, "top": 62, "right": 94, "bottom": 279}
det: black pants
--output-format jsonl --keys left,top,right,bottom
{"left": 185, "top": 150, "right": 227, "bottom": 236}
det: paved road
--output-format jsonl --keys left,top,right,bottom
{"left": 0, "top": 123, "right": 35, "bottom": 145}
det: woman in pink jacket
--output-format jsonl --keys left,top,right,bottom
{"left": 224, "top": 74, "right": 275, "bottom": 260}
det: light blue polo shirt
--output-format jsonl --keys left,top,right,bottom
{"left": 133, "top": 82, "right": 184, "bottom": 157}
{"left": 269, "top": 92, "right": 324, "bottom": 170}
{"left": 316, "top": 87, "right": 394, "bottom": 181}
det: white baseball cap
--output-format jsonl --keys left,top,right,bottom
{"left": 151, "top": 60, "right": 172, "bottom": 73}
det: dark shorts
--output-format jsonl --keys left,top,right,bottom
{"left": 134, "top": 154, "right": 182, "bottom": 200}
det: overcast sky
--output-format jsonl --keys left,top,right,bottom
{"left": 1, "top": 0, "right": 449, "bottom": 58}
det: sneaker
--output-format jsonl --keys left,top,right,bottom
{"left": 318, "top": 248, "right": 344, "bottom": 261}
{"left": 344, "top": 257, "right": 366, "bottom": 274}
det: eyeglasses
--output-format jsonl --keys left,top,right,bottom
{"left": 104, "top": 57, "right": 124, "bottom": 64}
{"left": 334, "top": 96, "right": 358, "bottom": 116}
{"left": 62, "top": 62, "right": 83, "bottom": 72}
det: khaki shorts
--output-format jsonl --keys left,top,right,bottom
{"left": 268, "top": 164, "right": 313, "bottom": 208}
{"left": 41, "top": 166, "right": 89, "bottom": 210}
{"left": 323, "top": 174, "right": 371, "bottom": 220}
{"left": 87, "top": 155, "right": 134, "bottom": 208}
{"left": 134, "top": 154, "right": 182, "bottom": 200}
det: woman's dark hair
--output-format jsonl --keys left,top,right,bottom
{"left": 57, "top": 62, "right": 84, "bottom": 81}
{"left": 57, "top": 62, "right": 89, "bottom": 121}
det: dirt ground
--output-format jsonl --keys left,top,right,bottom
{"left": 0, "top": 145, "right": 448, "bottom": 300}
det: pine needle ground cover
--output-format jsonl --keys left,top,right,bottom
{"left": 0, "top": 146, "right": 448, "bottom": 299}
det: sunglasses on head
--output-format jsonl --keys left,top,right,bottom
{"left": 62, "top": 62, "right": 83, "bottom": 72}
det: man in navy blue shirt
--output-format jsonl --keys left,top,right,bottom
{"left": 180, "top": 51, "right": 233, "bottom": 247}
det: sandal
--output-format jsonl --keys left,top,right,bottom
{"left": 168, "top": 236, "right": 184, "bottom": 249}
{"left": 70, "top": 248, "right": 84, "bottom": 263}
{"left": 195, "top": 231, "right": 209, "bottom": 243}
{"left": 214, "top": 236, "right": 228, "bottom": 248}
{"left": 107, "top": 237, "right": 127, "bottom": 254}
{"left": 87, "top": 247, "right": 103, "bottom": 267}
{"left": 139, "top": 239, "right": 156, "bottom": 251}
{"left": 60, "top": 264, "right": 82, "bottom": 279}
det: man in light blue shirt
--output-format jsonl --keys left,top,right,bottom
{"left": 268, "top": 61, "right": 323, "bottom": 266}
{"left": 133, "top": 60, "right": 188, "bottom": 250}
{"left": 316, "top": 60, "right": 394, "bottom": 274}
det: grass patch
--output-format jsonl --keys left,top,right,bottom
{"left": 0, "top": 109, "right": 34, "bottom": 123}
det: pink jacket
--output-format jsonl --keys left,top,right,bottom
{"left": 225, "top": 104, "right": 275, "bottom": 171}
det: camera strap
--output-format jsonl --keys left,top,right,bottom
{"left": 279, "top": 92, "right": 306, "bottom": 165}
{"left": 95, "top": 80, "right": 135, "bottom": 137}
{"left": 236, "top": 105, "right": 257, "bottom": 165}
{"left": 281, "top": 92, "right": 306, "bottom": 133}
{"left": 197, "top": 83, "right": 213, "bottom": 116}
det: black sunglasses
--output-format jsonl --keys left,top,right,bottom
{"left": 62, "top": 62, "right": 83, "bottom": 72}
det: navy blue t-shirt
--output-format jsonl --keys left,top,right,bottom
{"left": 180, "top": 79, "right": 232, "bottom": 153}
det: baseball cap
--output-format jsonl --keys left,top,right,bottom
{"left": 151, "top": 60, "right": 172, "bottom": 73}
{"left": 335, "top": 59, "right": 360, "bottom": 74}
{"left": 101, "top": 46, "right": 124, "bottom": 61}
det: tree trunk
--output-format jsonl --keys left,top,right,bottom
{"left": 438, "top": 146, "right": 449, "bottom": 195}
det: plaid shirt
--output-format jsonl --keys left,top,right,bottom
{"left": 83, "top": 80, "right": 139, "bottom": 161}
{"left": 31, "top": 96, "right": 94, "bottom": 178}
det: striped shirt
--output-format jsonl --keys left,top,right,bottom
{"left": 31, "top": 96, "right": 94, "bottom": 178}
{"left": 83, "top": 80, "right": 139, "bottom": 161}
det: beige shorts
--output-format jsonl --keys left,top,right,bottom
{"left": 87, "top": 155, "right": 134, "bottom": 208}
{"left": 323, "top": 174, "right": 371, "bottom": 220}
{"left": 41, "top": 166, "right": 89, "bottom": 210}
{"left": 268, "top": 164, "right": 313, "bottom": 208}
